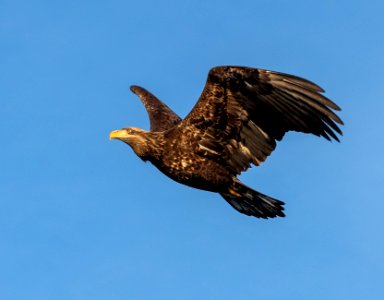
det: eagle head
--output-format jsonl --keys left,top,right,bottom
{"left": 109, "top": 127, "right": 154, "bottom": 160}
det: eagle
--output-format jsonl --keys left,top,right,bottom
{"left": 110, "top": 66, "right": 343, "bottom": 219}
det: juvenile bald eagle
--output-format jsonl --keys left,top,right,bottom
{"left": 110, "top": 66, "right": 343, "bottom": 219}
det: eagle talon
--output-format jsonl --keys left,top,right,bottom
{"left": 228, "top": 188, "right": 242, "bottom": 197}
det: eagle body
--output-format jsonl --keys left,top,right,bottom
{"left": 110, "top": 66, "right": 343, "bottom": 219}
{"left": 123, "top": 128, "right": 234, "bottom": 192}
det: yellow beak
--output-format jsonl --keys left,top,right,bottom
{"left": 109, "top": 129, "right": 129, "bottom": 140}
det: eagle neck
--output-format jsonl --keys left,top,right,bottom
{"left": 141, "top": 131, "right": 165, "bottom": 162}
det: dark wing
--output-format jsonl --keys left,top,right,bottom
{"left": 173, "top": 66, "right": 343, "bottom": 175}
{"left": 130, "top": 85, "right": 182, "bottom": 132}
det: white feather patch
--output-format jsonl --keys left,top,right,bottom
{"left": 198, "top": 144, "right": 219, "bottom": 155}
{"left": 239, "top": 143, "right": 251, "bottom": 157}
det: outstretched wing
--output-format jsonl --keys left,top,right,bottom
{"left": 130, "top": 85, "right": 182, "bottom": 132}
{"left": 174, "top": 66, "right": 343, "bottom": 175}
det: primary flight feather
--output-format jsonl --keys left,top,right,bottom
{"left": 110, "top": 66, "right": 343, "bottom": 219}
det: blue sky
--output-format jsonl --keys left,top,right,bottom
{"left": 1, "top": 0, "right": 384, "bottom": 299}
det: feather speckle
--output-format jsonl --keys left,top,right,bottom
{"left": 110, "top": 66, "right": 343, "bottom": 219}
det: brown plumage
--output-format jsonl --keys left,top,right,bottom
{"left": 110, "top": 66, "right": 343, "bottom": 219}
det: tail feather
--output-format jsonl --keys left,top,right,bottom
{"left": 220, "top": 181, "right": 285, "bottom": 219}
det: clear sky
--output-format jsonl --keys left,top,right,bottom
{"left": 1, "top": 0, "right": 383, "bottom": 299}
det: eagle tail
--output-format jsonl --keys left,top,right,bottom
{"left": 220, "top": 181, "right": 285, "bottom": 219}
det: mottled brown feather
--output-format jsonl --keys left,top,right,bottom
{"left": 113, "top": 66, "right": 343, "bottom": 218}
{"left": 172, "top": 66, "right": 343, "bottom": 175}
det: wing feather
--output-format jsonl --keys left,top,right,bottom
{"left": 130, "top": 85, "right": 182, "bottom": 132}
{"left": 170, "top": 66, "right": 343, "bottom": 175}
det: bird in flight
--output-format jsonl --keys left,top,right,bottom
{"left": 110, "top": 66, "right": 343, "bottom": 219}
